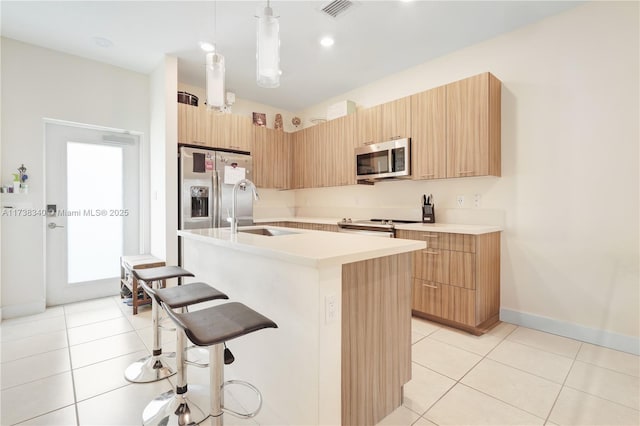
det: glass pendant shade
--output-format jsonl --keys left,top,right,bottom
{"left": 256, "top": 5, "right": 280, "bottom": 88}
{"left": 206, "top": 52, "right": 225, "bottom": 109}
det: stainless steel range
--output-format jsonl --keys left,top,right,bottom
{"left": 337, "top": 218, "right": 419, "bottom": 238}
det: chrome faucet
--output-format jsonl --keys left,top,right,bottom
{"left": 231, "top": 179, "right": 259, "bottom": 234}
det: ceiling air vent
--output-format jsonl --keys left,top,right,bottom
{"left": 321, "top": 0, "right": 354, "bottom": 18}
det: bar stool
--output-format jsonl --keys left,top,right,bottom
{"left": 124, "top": 266, "right": 197, "bottom": 383}
{"left": 162, "top": 302, "right": 277, "bottom": 426}
{"left": 140, "top": 281, "right": 229, "bottom": 426}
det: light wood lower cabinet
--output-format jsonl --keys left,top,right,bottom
{"left": 260, "top": 221, "right": 339, "bottom": 233}
{"left": 397, "top": 230, "right": 500, "bottom": 334}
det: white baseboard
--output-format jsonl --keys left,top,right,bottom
{"left": 500, "top": 308, "right": 640, "bottom": 356}
{"left": 1, "top": 300, "right": 46, "bottom": 320}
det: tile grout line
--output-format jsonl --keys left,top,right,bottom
{"left": 412, "top": 323, "right": 520, "bottom": 424}
{"left": 62, "top": 305, "right": 82, "bottom": 426}
{"left": 542, "top": 341, "right": 583, "bottom": 425}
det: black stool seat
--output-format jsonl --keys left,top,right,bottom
{"left": 166, "top": 302, "right": 277, "bottom": 347}
{"left": 155, "top": 282, "right": 228, "bottom": 308}
{"left": 132, "top": 266, "right": 194, "bottom": 282}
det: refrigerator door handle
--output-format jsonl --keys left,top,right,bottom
{"left": 212, "top": 170, "right": 219, "bottom": 228}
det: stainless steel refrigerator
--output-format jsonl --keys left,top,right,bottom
{"left": 178, "top": 145, "right": 254, "bottom": 261}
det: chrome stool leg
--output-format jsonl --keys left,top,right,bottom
{"left": 210, "top": 343, "right": 224, "bottom": 426}
{"left": 124, "top": 279, "right": 175, "bottom": 383}
{"left": 142, "top": 323, "right": 206, "bottom": 426}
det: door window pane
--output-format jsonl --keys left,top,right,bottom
{"left": 67, "top": 142, "right": 123, "bottom": 283}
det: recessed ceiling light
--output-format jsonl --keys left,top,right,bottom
{"left": 199, "top": 41, "right": 215, "bottom": 53}
{"left": 92, "top": 36, "right": 113, "bottom": 48}
{"left": 320, "top": 37, "right": 335, "bottom": 47}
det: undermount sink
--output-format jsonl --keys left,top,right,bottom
{"left": 238, "top": 227, "right": 299, "bottom": 237}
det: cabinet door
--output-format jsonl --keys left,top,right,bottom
{"left": 446, "top": 72, "right": 501, "bottom": 177}
{"left": 356, "top": 104, "right": 382, "bottom": 145}
{"left": 291, "top": 130, "right": 306, "bottom": 189}
{"left": 413, "top": 248, "right": 450, "bottom": 284}
{"left": 412, "top": 279, "right": 441, "bottom": 317}
{"left": 449, "top": 251, "right": 475, "bottom": 290}
{"left": 178, "top": 104, "right": 207, "bottom": 145}
{"left": 381, "top": 97, "right": 411, "bottom": 141}
{"left": 441, "top": 284, "right": 476, "bottom": 326}
{"left": 229, "top": 115, "right": 253, "bottom": 152}
{"left": 252, "top": 126, "right": 269, "bottom": 187}
{"left": 323, "top": 115, "right": 358, "bottom": 187}
{"left": 411, "top": 86, "right": 447, "bottom": 180}
{"left": 269, "top": 129, "right": 291, "bottom": 190}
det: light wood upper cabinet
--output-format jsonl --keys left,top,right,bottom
{"left": 209, "top": 114, "right": 253, "bottom": 152}
{"left": 253, "top": 127, "right": 291, "bottom": 190}
{"left": 446, "top": 72, "right": 501, "bottom": 178}
{"left": 356, "top": 104, "right": 382, "bottom": 145}
{"left": 291, "top": 129, "right": 308, "bottom": 189}
{"left": 323, "top": 114, "right": 357, "bottom": 187}
{"left": 411, "top": 86, "right": 447, "bottom": 180}
{"left": 356, "top": 98, "right": 410, "bottom": 145}
{"left": 178, "top": 103, "right": 207, "bottom": 146}
{"left": 381, "top": 97, "right": 411, "bottom": 141}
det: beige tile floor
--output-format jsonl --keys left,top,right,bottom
{"left": 0, "top": 296, "right": 638, "bottom": 425}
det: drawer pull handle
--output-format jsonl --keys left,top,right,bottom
{"left": 420, "top": 174, "right": 435, "bottom": 178}
{"left": 422, "top": 250, "right": 440, "bottom": 255}
{"left": 458, "top": 170, "right": 474, "bottom": 174}
{"left": 422, "top": 283, "right": 439, "bottom": 289}
{"left": 422, "top": 234, "right": 438, "bottom": 238}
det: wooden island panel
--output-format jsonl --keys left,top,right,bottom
{"left": 341, "top": 252, "right": 412, "bottom": 425}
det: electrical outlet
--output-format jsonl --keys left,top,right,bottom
{"left": 325, "top": 294, "right": 337, "bottom": 323}
{"left": 474, "top": 194, "right": 481, "bottom": 208}
{"left": 456, "top": 195, "right": 465, "bottom": 208}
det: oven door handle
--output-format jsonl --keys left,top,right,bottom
{"left": 337, "top": 227, "right": 394, "bottom": 238}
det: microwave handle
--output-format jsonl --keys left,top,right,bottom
{"left": 388, "top": 149, "right": 394, "bottom": 172}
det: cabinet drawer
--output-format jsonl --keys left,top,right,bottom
{"left": 449, "top": 251, "right": 475, "bottom": 289}
{"left": 413, "top": 248, "right": 449, "bottom": 283}
{"left": 397, "top": 230, "right": 450, "bottom": 249}
{"left": 412, "top": 279, "right": 441, "bottom": 317}
{"left": 449, "top": 234, "right": 476, "bottom": 253}
{"left": 441, "top": 284, "right": 476, "bottom": 326}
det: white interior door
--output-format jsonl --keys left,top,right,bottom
{"left": 45, "top": 122, "right": 140, "bottom": 305}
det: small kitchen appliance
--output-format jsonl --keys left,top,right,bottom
{"left": 355, "top": 138, "right": 410, "bottom": 181}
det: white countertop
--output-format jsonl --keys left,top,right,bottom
{"left": 394, "top": 223, "right": 503, "bottom": 235}
{"left": 255, "top": 217, "right": 502, "bottom": 235}
{"left": 178, "top": 226, "right": 425, "bottom": 268}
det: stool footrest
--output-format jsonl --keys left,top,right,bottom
{"left": 222, "top": 380, "right": 263, "bottom": 419}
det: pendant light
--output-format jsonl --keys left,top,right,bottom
{"left": 256, "top": 0, "right": 281, "bottom": 88}
{"left": 206, "top": 0, "right": 225, "bottom": 109}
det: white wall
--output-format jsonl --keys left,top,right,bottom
{"left": 292, "top": 2, "right": 639, "bottom": 351}
{"left": 149, "top": 56, "right": 179, "bottom": 266}
{"left": 0, "top": 38, "right": 150, "bottom": 317}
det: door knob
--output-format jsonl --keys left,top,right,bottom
{"left": 47, "top": 222, "right": 64, "bottom": 229}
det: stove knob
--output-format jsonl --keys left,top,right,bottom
{"left": 347, "top": 218, "right": 352, "bottom": 223}
{"left": 341, "top": 218, "right": 346, "bottom": 223}
{"left": 387, "top": 220, "right": 393, "bottom": 225}
{"left": 381, "top": 220, "right": 387, "bottom": 225}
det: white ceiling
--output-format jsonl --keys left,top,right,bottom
{"left": 1, "top": 1, "right": 580, "bottom": 112}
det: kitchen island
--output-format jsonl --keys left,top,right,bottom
{"left": 178, "top": 226, "right": 425, "bottom": 425}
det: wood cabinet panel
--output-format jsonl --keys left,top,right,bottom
{"left": 342, "top": 253, "right": 411, "bottom": 426}
{"left": 410, "top": 86, "right": 447, "bottom": 180}
{"left": 449, "top": 251, "right": 475, "bottom": 290}
{"left": 412, "top": 279, "right": 441, "bottom": 317}
{"left": 401, "top": 229, "right": 501, "bottom": 334}
{"left": 414, "top": 248, "right": 449, "bottom": 284}
{"left": 441, "top": 284, "right": 476, "bottom": 326}
{"left": 381, "top": 97, "right": 411, "bottom": 141}
{"left": 356, "top": 104, "right": 382, "bottom": 145}
{"left": 178, "top": 103, "right": 207, "bottom": 145}
{"left": 446, "top": 72, "right": 501, "bottom": 178}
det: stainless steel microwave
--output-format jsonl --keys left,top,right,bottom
{"left": 355, "top": 138, "right": 411, "bottom": 181}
